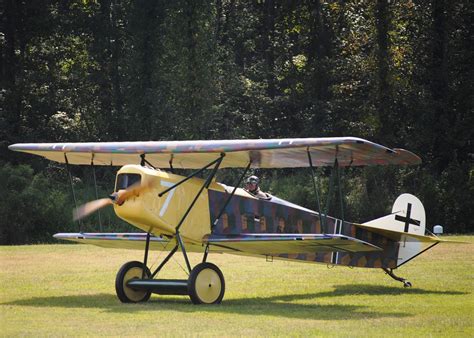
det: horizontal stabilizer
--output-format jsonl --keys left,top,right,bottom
{"left": 204, "top": 233, "right": 382, "bottom": 255}
{"left": 354, "top": 224, "right": 461, "bottom": 244}
{"left": 359, "top": 194, "right": 458, "bottom": 244}
{"left": 358, "top": 193, "right": 464, "bottom": 267}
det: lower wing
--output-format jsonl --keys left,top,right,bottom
{"left": 203, "top": 233, "right": 382, "bottom": 255}
{"left": 54, "top": 232, "right": 221, "bottom": 253}
{"left": 54, "top": 233, "right": 173, "bottom": 250}
{"left": 54, "top": 232, "right": 381, "bottom": 256}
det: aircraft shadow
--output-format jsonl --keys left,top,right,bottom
{"left": 272, "top": 284, "right": 467, "bottom": 300}
{"left": 2, "top": 284, "right": 466, "bottom": 320}
{"left": 2, "top": 293, "right": 405, "bottom": 320}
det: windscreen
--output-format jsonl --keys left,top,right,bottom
{"left": 115, "top": 173, "right": 141, "bottom": 191}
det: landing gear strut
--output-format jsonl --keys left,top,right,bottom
{"left": 382, "top": 268, "right": 412, "bottom": 288}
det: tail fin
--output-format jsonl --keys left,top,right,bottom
{"left": 364, "top": 193, "right": 426, "bottom": 235}
{"left": 363, "top": 194, "right": 427, "bottom": 266}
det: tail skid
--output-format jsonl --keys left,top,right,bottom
{"left": 382, "top": 268, "right": 412, "bottom": 288}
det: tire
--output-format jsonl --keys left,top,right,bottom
{"left": 115, "top": 261, "right": 152, "bottom": 303}
{"left": 188, "top": 262, "right": 225, "bottom": 305}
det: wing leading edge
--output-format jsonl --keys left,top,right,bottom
{"left": 54, "top": 233, "right": 209, "bottom": 253}
{"left": 9, "top": 137, "right": 421, "bottom": 168}
{"left": 53, "top": 233, "right": 172, "bottom": 250}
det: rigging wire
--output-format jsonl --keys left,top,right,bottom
{"left": 148, "top": 236, "right": 190, "bottom": 277}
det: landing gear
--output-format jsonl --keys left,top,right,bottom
{"left": 114, "top": 260, "right": 226, "bottom": 304}
{"left": 382, "top": 268, "right": 412, "bottom": 288}
{"left": 115, "top": 261, "right": 152, "bottom": 303}
{"left": 114, "top": 234, "right": 225, "bottom": 304}
{"left": 113, "top": 154, "right": 228, "bottom": 304}
{"left": 188, "top": 263, "right": 225, "bottom": 304}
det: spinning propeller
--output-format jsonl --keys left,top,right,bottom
{"left": 73, "top": 181, "right": 153, "bottom": 221}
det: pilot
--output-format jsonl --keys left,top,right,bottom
{"left": 244, "top": 175, "right": 270, "bottom": 200}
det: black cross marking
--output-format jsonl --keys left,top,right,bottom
{"left": 395, "top": 203, "right": 421, "bottom": 232}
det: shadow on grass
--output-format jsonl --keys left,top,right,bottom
{"left": 2, "top": 293, "right": 404, "bottom": 320}
{"left": 2, "top": 284, "right": 467, "bottom": 320}
{"left": 271, "top": 284, "right": 467, "bottom": 301}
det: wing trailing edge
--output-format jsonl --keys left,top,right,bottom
{"left": 204, "top": 233, "right": 382, "bottom": 255}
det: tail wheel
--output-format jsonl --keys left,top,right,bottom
{"left": 115, "top": 261, "right": 152, "bottom": 303}
{"left": 188, "top": 262, "right": 225, "bottom": 305}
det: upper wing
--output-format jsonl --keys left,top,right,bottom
{"left": 9, "top": 137, "right": 420, "bottom": 168}
{"left": 204, "top": 233, "right": 382, "bottom": 254}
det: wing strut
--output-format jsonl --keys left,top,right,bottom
{"left": 335, "top": 158, "right": 345, "bottom": 227}
{"left": 169, "top": 154, "right": 175, "bottom": 173}
{"left": 158, "top": 155, "right": 224, "bottom": 198}
{"left": 211, "top": 161, "right": 252, "bottom": 232}
{"left": 64, "top": 153, "right": 82, "bottom": 232}
{"left": 323, "top": 158, "right": 346, "bottom": 232}
{"left": 174, "top": 153, "right": 225, "bottom": 233}
{"left": 157, "top": 153, "right": 225, "bottom": 273}
{"left": 307, "top": 148, "right": 347, "bottom": 234}
{"left": 307, "top": 149, "right": 323, "bottom": 229}
{"left": 204, "top": 161, "right": 251, "bottom": 263}
{"left": 140, "top": 154, "right": 156, "bottom": 169}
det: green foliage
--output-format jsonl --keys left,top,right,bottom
{"left": 0, "top": 164, "right": 134, "bottom": 244}
{"left": 0, "top": 164, "right": 71, "bottom": 244}
{"left": 1, "top": 0, "right": 472, "bottom": 243}
{"left": 269, "top": 171, "right": 317, "bottom": 210}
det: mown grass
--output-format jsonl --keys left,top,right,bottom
{"left": 1, "top": 236, "right": 473, "bottom": 337}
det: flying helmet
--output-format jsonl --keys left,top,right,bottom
{"left": 246, "top": 175, "right": 259, "bottom": 185}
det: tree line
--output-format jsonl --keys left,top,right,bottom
{"left": 1, "top": 0, "right": 472, "bottom": 244}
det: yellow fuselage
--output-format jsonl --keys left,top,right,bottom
{"left": 113, "top": 165, "right": 223, "bottom": 244}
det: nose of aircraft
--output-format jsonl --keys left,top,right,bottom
{"left": 73, "top": 181, "right": 153, "bottom": 221}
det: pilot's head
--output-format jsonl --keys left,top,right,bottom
{"left": 245, "top": 175, "right": 259, "bottom": 192}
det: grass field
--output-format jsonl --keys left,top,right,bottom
{"left": 1, "top": 236, "right": 473, "bottom": 337}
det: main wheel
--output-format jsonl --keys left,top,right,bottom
{"left": 115, "top": 261, "right": 152, "bottom": 303}
{"left": 188, "top": 262, "right": 225, "bottom": 305}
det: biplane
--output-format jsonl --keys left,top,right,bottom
{"left": 9, "top": 137, "right": 449, "bottom": 304}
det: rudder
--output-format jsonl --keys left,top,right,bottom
{"left": 363, "top": 193, "right": 426, "bottom": 266}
